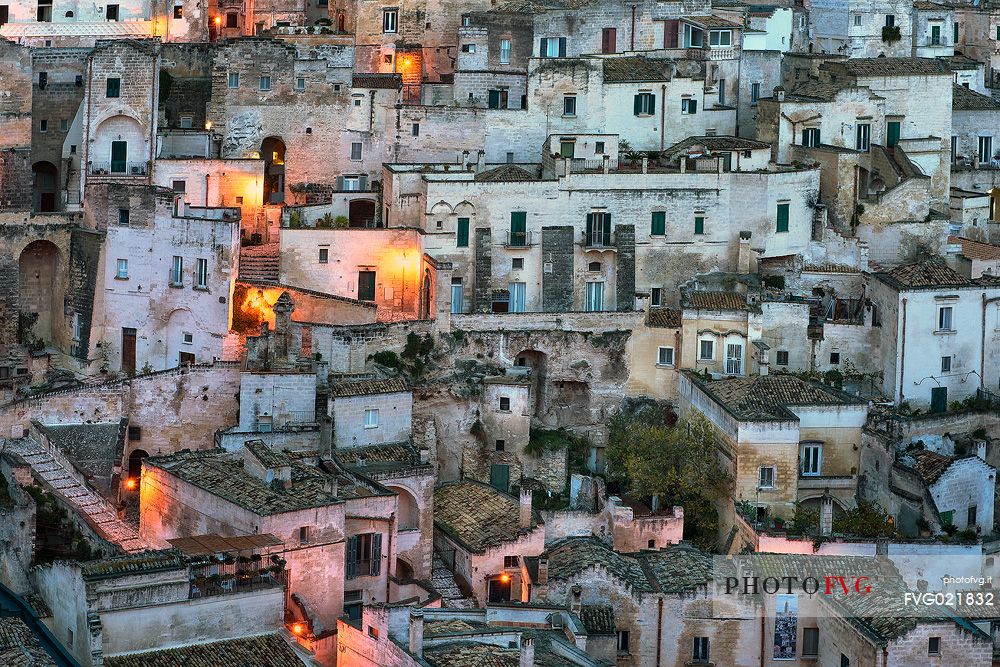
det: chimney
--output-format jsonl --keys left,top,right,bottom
{"left": 820, "top": 496, "right": 834, "bottom": 536}
{"left": 520, "top": 636, "right": 535, "bottom": 667}
{"left": 409, "top": 609, "right": 424, "bottom": 658}
{"left": 774, "top": 85, "right": 785, "bottom": 102}
{"left": 602, "top": 154, "right": 610, "bottom": 174}
{"left": 977, "top": 440, "right": 988, "bottom": 461}
{"left": 323, "top": 476, "right": 338, "bottom": 496}
{"left": 476, "top": 150, "right": 486, "bottom": 173}
{"left": 537, "top": 557, "right": 548, "bottom": 586}
{"left": 737, "top": 231, "right": 752, "bottom": 273}
{"left": 519, "top": 487, "right": 533, "bottom": 528}
{"left": 462, "top": 150, "right": 471, "bottom": 170}
{"left": 569, "top": 584, "right": 582, "bottom": 614}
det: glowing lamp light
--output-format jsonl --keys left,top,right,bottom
{"left": 214, "top": 16, "right": 222, "bottom": 26}
{"left": 401, "top": 57, "right": 412, "bottom": 67}
{"left": 125, "top": 478, "right": 137, "bottom": 490}
{"left": 500, "top": 573, "right": 511, "bottom": 583}
{"left": 292, "top": 623, "right": 304, "bottom": 636}
{"left": 205, "top": 121, "right": 212, "bottom": 131}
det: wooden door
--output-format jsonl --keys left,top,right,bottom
{"left": 121, "top": 327, "right": 136, "bottom": 374}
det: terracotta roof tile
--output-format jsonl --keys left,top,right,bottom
{"left": 663, "top": 135, "right": 769, "bottom": 158}
{"left": 833, "top": 57, "right": 950, "bottom": 77}
{"left": 682, "top": 290, "right": 748, "bottom": 311}
{"left": 329, "top": 377, "right": 409, "bottom": 397}
{"left": 638, "top": 543, "right": 714, "bottom": 593}
{"left": 351, "top": 73, "right": 401, "bottom": 89}
{"left": 474, "top": 165, "right": 537, "bottom": 182}
{"left": 103, "top": 633, "right": 306, "bottom": 667}
{"left": 0, "top": 617, "right": 58, "bottom": 667}
{"left": 602, "top": 56, "right": 670, "bottom": 83}
{"left": 952, "top": 84, "right": 1000, "bottom": 111}
{"left": 911, "top": 450, "right": 953, "bottom": 484}
{"left": 541, "top": 537, "right": 654, "bottom": 593}
{"left": 875, "top": 259, "right": 971, "bottom": 289}
{"left": 578, "top": 605, "right": 615, "bottom": 635}
{"left": 688, "top": 373, "right": 860, "bottom": 421}
{"left": 949, "top": 235, "right": 1000, "bottom": 260}
{"left": 646, "top": 308, "right": 681, "bottom": 328}
{"left": 433, "top": 481, "right": 540, "bottom": 553}
{"left": 683, "top": 15, "right": 745, "bottom": 28}
{"left": 81, "top": 550, "right": 185, "bottom": 580}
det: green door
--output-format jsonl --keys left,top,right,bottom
{"left": 887, "top": 121, "right": 901, "bottom": 147}
{"left": 931, "top": 386, "right": 947, "bottom": 414}
{"left": 110, "top": 141, "right": 127, "bottom": 173}
{"left": 490, "top": 464, "right": 509, "bottom": 491}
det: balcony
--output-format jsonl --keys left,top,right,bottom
{"left": 505, "top": 231, "right": 533, "bottom": 247}
{"left": 89, "top": 161, "right": 149, "bottom": 177}
{"left": 797, "top": 474, "right": 856, "bottom": 492}
{"left": 583, "top": 230, "right": 616, "bottom": 250}
{"left": 189, "top": 557, "right": 287, "bottom": 599}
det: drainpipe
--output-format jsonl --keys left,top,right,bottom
{"left": 630, "top": 6, "right": 636, "bottom": 51}
{"left": 898, "top": 298, "right": 907, "bottom": 402}
{"left": 654, "top": 596, "right": 663, "bottom": 666}
{"left": 82, "top": 57, "right": 94, "bottom": 199}
{"left": 660, "top": 83, "right": 666, "bottom": 151}
{"left": 205, "top": 173, "right": 210, "bottom": 207}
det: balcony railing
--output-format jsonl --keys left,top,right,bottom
{"left": 505, "top": 231, "right": 532, "bottom": 247}
{"left": 189, "top": 560, "right": 286, "bottom": 599}
{"left": 583, "top": 230, "right": 616, "bottom": 249}
{"left": 89, "top": 161, "right": 149, "bottom": 176}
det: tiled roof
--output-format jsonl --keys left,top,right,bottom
{"left": 911, "top": 450, "right": 953, "bottom": 484}
{"left": 334, "top": 443, "right": 427, "bottom": 474}
{"left": 682, "top": 290, "right": 748, "bottom": 311}
{"left": 475, "top": 165, "right": 537, "bottom": 182}
{"left": 245, "top": 439, "right": 291, "bottom": 469}
{"left": 786, "top": 81, "right": 849, "bottom": 102}
{"left": 425, "top": 619, "right": 488, "bottom": 637}
{"left": 103, "top": 633, "right": 307, "bottom": 667}
{"left": 0, "top": 617, "right": 58, "bottom": 667}
{"left": 144, "top": 449, "right": 375, "bottom": 516}
{"left": 689, "top": 373, "right": 860, "bottom": 421}
{"left": 646, "top": 307, "right": 682, "bottom": 328}
{"left": 639, "top": 542, "right": 713, "bottom": 593}
{"left": 602, "top": 56, "right": 670, "bottom": 83}
{"left": 423, "top": 641, "right": 519, "bottom": 667}
{"left": 541, "top": 537, "right": 654, "bottom": 593}
{"left": 329, "top": 377, "right": 408, "bottom": 397}
{"left": 912, "top": 1, "right": 946, "bottom": 10}
{"left": 834, "top": 57, "right": 950, "bottom": 77}
{"left": 663, "top": 135, "right": 769, "bottom": 158}
{"left": 433, "top": 481, "right": 540, "bottom": 553}
{"left": 803, "top": 263, "right": 859, "bottom": 274}
{"left": 578, "top": 605, "right": 615, "bottom": 635}
{"left": 37, "top": 421, "right": 124, "bottom": 491}
{"left": 352, "top": 73, "right": 401, "bottom": 89}
{"left": 875, "top": 259, "right": 972, "bottom": 289}
{"left": 949, "top": 235, "right": 1000, "bottom": 260}
{"left": 81, "top": 550, "right": 185, "bottom": 580}
{"left": 683, "top": 15, "right": 745, "bottom": 28}
{"left": 0, "top": 20, "right": 154, "bottom": 38}
{"left": 952, "top": 84, "right": 1000, "bottom": 111}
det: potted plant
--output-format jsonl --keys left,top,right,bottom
{"left": 772, "top": 516, "right": 786, "bottom": 531}
{"left": 916, "top": 517, "right": 931, "bottom": 537}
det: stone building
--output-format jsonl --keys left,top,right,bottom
{"left": 906, "top": 448, "right": 996, "bottom": 532}
{"left": 0, "top": 40, "right": 37, "bottom": 213}
{"left": 808, "top": 0, "right": 915, "bottom": 57}
{"left": 951, "top": 84, "right": 1000, "bottom": 171}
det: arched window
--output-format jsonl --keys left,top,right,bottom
{"left": 588, "top": 261, "right": 601, "bottom": 272}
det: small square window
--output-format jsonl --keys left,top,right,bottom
{"left": 758, "top": 466, "right": 775, "bottom": 489}
{"left": 351, "top": 142, "right": 363, "bottom": 160}
{"left": 657, "top": 346, "right": 674, "bottom": 366}
{"left": 776, "top": 350, "right": 789, "bottom": 366}
{"left": 353, "top": 98, "right": 362, "bottom": 106}
{"left": 226, "top": 12, "right": 238, "bottom": 27}
{"left": 182, "top": 332, "right": 193, "bottom": 344}
{"left": 699, "top": 339, "right": 714, "bottom": 360}
{"left": 173, "top": 4, "right": 182, "bottom": 18}
{"left": 368, "top": 626, "right": 379, "bottom": 639}
{"left": 299, "top": 526, "right": 311, "bottom": 543}
{"left": 127, "top": 426, "right": 141, "bottom": 440}
{"left": 319, "top": 248, "right": 329, "bottom": 263}
{"left": 499, "top": 396, "right": 511, "bottom": 411}
{"left": 228, "top": 72, "right": 239, "bottom": 88}
{"left": 172, "top": 180, "right": 186, "bottom": 193}
{"left": 364, "top": 408, "right": 379, "bottom": 428}
{"left": 503, "top": 555, "right": 519, "bottom": 568}
{"left": 563, "top": 95, "right": 576, "bottom": 116}
{"left": 616, "top": 630, "right": 630, "bottom": 653}
{"left": 495, "top": 439, "right": 505, "bottom": 451}
{"left": 118, "top": 209, "right": 129, "bottom": 226}
{"left": 461, "top": 43, "right": 476, "bottom": 53}
{"left": 647, "top": 539, "right": 655, "bottom": 548}
{"left": 334, "top": 83, "right": 342, "bottom": 92}
{"left": 305, "top": 127, "right": 312, "bottom": 134}
{"left": 941, "top": 356, "right": 951, "bottom": 373}
{"left": 296, "top": 77, "right": 305, "bottom": 91}
{"left": 106, "top": 4, "right": 119, "bottom": 20}
{"left": 39, "top": 119, "right": 47, "bottom": 132}
{"left": 116, "top": 259, "right": 129, "bottom": 279}
{"left": 259, "top": 76, "right": 271, "bottom": 91}
{"left": 595, "top": 141, "right": 605, "bottom": 154}
{"left": 106, "top": 77, "right": 120, "bottom": 98}
{"left": 650, "top": 287, "right": 661, "bottom": 305}
{"left": 179, "top": 115, "right": 193, "bottom": 129}
{"left": 512, "top": 258, "right": 524, "bottom": 270}
{"left": 412, "top": 122, "right": 419, "bottom": 136}
{"left": 928, "top": 637, "right": 940, "bottom": 655}
{"left": 235, "top": 196, "right": 243, "bottom": 204}
{"left": 830, "top": 352, "right": 841, "bottom": 364}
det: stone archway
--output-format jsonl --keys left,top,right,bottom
{"left": 18, "top": 240, "right": 62, "bottom": 347}
{"left": 390, "top": 485, "right": 420, "bottom": 530}
{"left": 261, "top": 136, "right": 286, "bottom": 204}
{"left": 128, "top": 448, "right": 149, "bottom": 481}
{"left": 349, "top": 199, "right": 376, "bottom": 227}
{"left": 32, "top": 161, "right": 58, "bottom": 213}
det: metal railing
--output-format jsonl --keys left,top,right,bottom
{"left": 505, "top": 231, "right": 531, "bottom": 247}
{"left": 189, "top": 559, "right": 287, "bottom": 599}
{"left": 583, "top": 230, "right": 615, "bottom": 248}
{"left": 89, "top": 161, "right": 148, "bottom": 176}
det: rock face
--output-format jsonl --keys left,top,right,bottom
{"left": 223, "top": 109, "right": 264, "bottom": 158}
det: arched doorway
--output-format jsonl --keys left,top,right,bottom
{"left": 261, "top": 137, "right": 286, "bottom": 204}
{"left": 419, "top": 269, "right": 432, "bottom": 320}
{"left": 164, "top": 308, "right": 197, "bottom": 368}
{"left": 127, "top": 449, "right": 149, "bottom": 481}
{"left": 18, "top": 240, "right": 61, "bottom": 346}
{"left": 390, "top": 486, "right": 420, "bottom": 530}
{"left": 349, "top": 199, "right": 376, "bottom": 227}
{"left": 32, "top": 161, "right": 58, "bottom": 213}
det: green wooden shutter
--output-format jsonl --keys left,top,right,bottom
{"left": 558, "top": 37, "right": 567, "bottom": 57}
{"left": 954, "top": 22, "right": 959, "bottom": 44}
{"left": 585, "top": 212, "right": 594, "bottom": 245}
{"left": 539, "top": 38, "right": 548, "bottom": 56}
{"left": 488, "top": 89, "right": 500, "bottom": 109}
{"left": 457, "top": 217, "right": 469, "bottom": 247}
{"left": 887, "top": 121, "right": 900, "bottom": 147}
{"left": 776, "top": 203, "right": 789, "bottom": 232}
{"left": 648, "top": 94, "right": 656, "bottom": 115}
{"left": 694, "top": 216, "right": 705, "bottom": 235}
{"left": 690, "top": 99, "right": 697, "bottom": 113}
{"left": 602, "top": 212, "right": 611, "bottom": 241}
{"left": 511, "top": 211, "right": 526, "bottom": 245}
{"left": 346, "top": 535, "right": 358, "bottom": 578}
{"left": 651, "top": 211, "right": 665, "bottom": 235}
{"left": 371, "top": 533, "right": 382, "bottom": 576}
{"left": 633, "top": 94, "right": 642, "bottom": 115}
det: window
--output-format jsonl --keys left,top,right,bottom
{"left": 941, "top": 356, "right": 951, "bottom": 373}
{"left": 495, "top": 439, "right": 505, "bottom": 451}
{"left": 841, "top": 654, "right": 850, "bottom": 667}
{"left": 560, "top": 140, "right": 575, "bottom": 158}
{"left": 487, "top": 89, "right": 508, "bottom": 109}
{"left": 616, "top": 630, "right": 630, "bottom": 654}
{"left": 195, "top": 258, "right": 208, "bottom": 288}
{"left": 457, "top": 218, "right": 469, "bottom": 247}
{"left": 451, "top": 277, "right": 463, "bottom": 314}
{"left": 0, "top": 6, "right": 8, "bottom": 25}
{"left": 67, "top": 628, "right": 73, "bottom": 648}
{"left": 681, "top": 97, "right": 697, "bottom": 114}
{"left": 586, "top": 281, "right": 604, "bottom": 312}
{"left": 509, "top": 211, "right": 527, "bottom": 246}
{"left": 351, "top": 142, "right": 363, "bottom": 160}
{"left": 979, "top": 136, "right": 993, "bottom": 163}
{"left": 938, "top": 305, "right": 954, "bottom": 331}
{"left": 500, "top": 38, "right": 511, "bottom": 64}
{"left": 694, "top": 215, "right": 705, "bottom": 235}
{"left": 499, "top": 396, "right": 511, "bottom": 411}
{"left": 412, "top": 122, "right": 419, "bottom": 136}
{"left": 343, "top": 176, "right": 360, "bottom": 191}
{"left": 106, "top": 77, "right": 120, "bottom": 98}
{"left": 346, "top": 533, "right": 382, "bottom": 578}
{"left": 368, "top": 626, "right": 379, "bottom": 639}
{"left": 595, "top": 141, "right": 605, "bottom": 154}
{"left": 116, "top": 259, "right": 128, "bottom": 279}
{"left": 928, "top": 637, "right": 941, "bottom": 655}
{"left": 830, "top": 352, "right": 840, "bottom": 364}
{"left": 540, "top": 37, "right": 566, "bottom": 57}
{"left": 648, "top": 539, "right": 655, "bottom": 548}
{"left": 776, "top": 350, "right": 789, "bottom": 366}
{"left": 170, "top": 256, "right": 183, "bottom": 285}
{"left": 751, "top": 82, "right": 760, "bottom": 105}
{"left": 776, "top": 202, "right": 790, "bottom": 233}
{"left": 758, "top": 466, "right": 775, "bottom": 489}
{"left": 634, "top": 92, "right": 656, "bottom": 116}
{"left": 801, "top": 127, "right": 820, "bottom": 147}
{"left": 602, "top": 27, "right": 617, "bottom": 54}
{"left": 563, "top": 95, "right": 576, "bottom": 116}
{"left": 509, "top": 282, "right": 525, "bottom": 312}
{"left": 382, "top": 8, "right": 397, "bottom": 33}
{"left": 172, "top": 180, "right": 186, "bottom": 193}
{"left": 885, "top": 14, "right": 895, "bottom": 27}
{"left": 344, "top": 590, "right": 363, "bottom": 619}
{"left": 259, "top": 76, "right": 271, "bottom": 91}
{"left": 802, "top": 628, "right": 819, "bottom": 657}
{"left": 503, "top": 555, "right": 519, "bottom": 568}
{"left": 587, "top": 261, "right": 601, "bottom": 272}
{"left": 364, "top": 408, "right": 379, "bottom": 428}
{"left": 179, "top": 115, "right": 193, "bottom": 129}
{"left": 226, "top": 12, "right": 238, "bottom": 27}
{"left": 699, "top": 339, "right": 714, "bottom": 360}
{"left": 462, "top": 15, "right": 471, "bottom": 26}
{"left": 118, "top": 208, "right": 130, "bottom": 226}
{"left": 182, "top": 332, "right": 193, "bottom": 344}
{"left": 683, "top": 23, "right": 703, "bottom": 47}
{"left": 725, "top": 342, "right": 743, "bottom": 375}
{"left": 968, "top": 506, "right": 977, "bottom": 527}
{"left": 127, "top": 425, "right": 141, "bottom": 441}
{"left": 931, "top": 24, "right": 941, "bottom": 45}
{"left": 173, "top": 4, "right": 182, "bottom": 18}
{"left": 854, "top": 14, "right": 862, "bottom": 26}
{"left": 856, "top": 123, "right": 871, "bottom": 151}
{"left": 651, "top": 211, "right": 666, "bottom": 236}
{"left": 801, "top": 443, "right": 822, "bottom": 476}
{"left": 693, "top": 637, "right": 709, "bottom": 662}
{"left": 657, "top": 346, "right": 674, "bottom": 366}
{"left": 512, "top": 257, "right": 524, "bottom": 270}
{"left": 296, "top": 77, "right": 305, "bottom": 91}
{"left": 887, "top": 121, "right": 901, "bottom": 147}
{"left": 37, "top": 2, "right": 51, "bottom": 22}
{"left": 650, "top": 287, "right": 661, "bottom": 305}
{"left": 708, "top": 30, "right": 731, "bottom": 47}
{"left": 353, "top": 97, "right": 362, "bottom": 107}
{"left": 319, "top": 248, "right": 329, "bottom": 263}
{"left": 228, "top": 72, "right": 239, "bottom": 88}
{"left": 358, "top": 270, "right": 376, "bottom": 301}
{"left": 106, "top": 4, "right": 119, "bottom": 20}
{"left": 299, "top": 526, "right": 311, "bottom": 544}
{"left": 461, "top": 43, "right": 476, "bottom": 53}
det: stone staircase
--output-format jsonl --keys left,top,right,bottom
{"left": 4, "top": 439, "right": 150, "bottom": 554}
{"left": 432, "top": 553, "right": 476, "bottom": 609}
{"left": 238, "top": 244, "right": 280, "bottom": 284}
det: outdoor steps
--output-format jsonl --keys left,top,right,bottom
{"left": 432, "top": 553, "right": 476, "bottom": 609}
{"left": 238, "top": 252, "right": 280, "bottom": 284}
{"left": 5, "top": 440, "right": 150, "bottom": 554}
